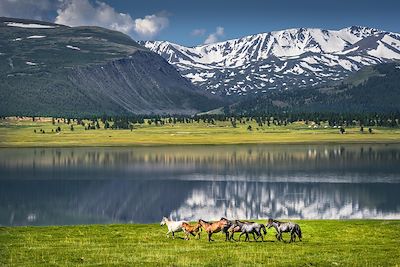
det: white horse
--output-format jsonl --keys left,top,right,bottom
{"left": 160, "top": 217, "right": 187, "bottom": 239}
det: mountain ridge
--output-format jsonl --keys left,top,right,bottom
{"left": 142, "top": 26, "right": 400, "bottom": 97}
{"left": 0, "top": 17, "right": 220, "bottom": 116}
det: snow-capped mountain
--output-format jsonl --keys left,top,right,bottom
{"left": 142, "top": 26, "right": 400, "bottom": 97}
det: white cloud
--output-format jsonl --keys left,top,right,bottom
{"left": 55, "top": 0, "right": 168, "bottom": 39}
{"left": 134, "top": 14, "right": 169, "bottom": 39}
{"left": 204, "top": 26, "right": 224, "bottom": 44}
{"left": 0, "top": 0, "right": 56, "bottom": 21}
{"left": 55, "top": 0, "right": 135, "bottom": 34}
{"left": 191, "top": 28, "right": 206, "bottom": 37}
{"left": 0, "top": 0, "right": 169, "bottom": 40}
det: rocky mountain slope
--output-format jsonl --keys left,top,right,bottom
{"left": 143, "top": 27, "right": 400, "bottom": 97}
{"left": 229, "top": 63, "right": 400, "bottom": 114}
{"left": 0, "top": 17, "right": 219, "bottom": 117}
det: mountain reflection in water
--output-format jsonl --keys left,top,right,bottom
{"left": 0, "top": 144, "right": 399, "bottom": 225}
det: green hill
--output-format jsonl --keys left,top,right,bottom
{"left": 0, "top": 17, "right": 219, "bottom": 117}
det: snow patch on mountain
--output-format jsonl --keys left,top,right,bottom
{"left": 66, "top": 45, "right": 80, "bottom": 51}
{"left": 143, "top": 26, "right": 400, "bottom": 97}
{"left": 27, "top": 35, "right": 46, "bottom": 39}
{"left": 5, "top": 22, "right": 56, "bottom": 29}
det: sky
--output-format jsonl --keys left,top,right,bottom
{"left": 0, "top": 0, "right": 399, "bottom": 46}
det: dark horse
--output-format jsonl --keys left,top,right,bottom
{"left": 220, "top": 217, "right": 233, "bottom": 241}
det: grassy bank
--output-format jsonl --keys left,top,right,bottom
{"left": 1, "top": 118, "right": 399, "bottom": 147}
{"left": 1, "top": 220, "right": 399, "bottom": 266}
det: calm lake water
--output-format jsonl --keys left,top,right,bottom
{"left": 1, "top": 144, "right": 400, "bottom": 226}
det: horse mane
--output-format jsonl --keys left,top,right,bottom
{"left": 268, "top": 218, "right": 282, "bottom": 225}
{"left": 237, "top": 219, "right": 255, "bottom": 224}
{"left": 199, "top": 219, "right": 211, "bottom": 224}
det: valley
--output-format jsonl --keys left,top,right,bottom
{"left": 1, "top": 117, "right": 399, "bottom": 147}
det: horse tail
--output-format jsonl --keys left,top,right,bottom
{"left": 261, "top": 224, "right": 267, "bottom": 235}
{"left": 296, "top": 224, "right": 302, "bottom": 239}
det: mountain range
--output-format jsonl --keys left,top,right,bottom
{"left": 1, "top": 17, "right": 399, "bottom": 117}
{"left": 0, "top": 17, "right": 218, "bottom": 117}
{"left": 143, "top": 26, "right": 400, "bottom": 97}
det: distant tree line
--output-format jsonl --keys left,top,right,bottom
{"left": 23, "top": 111, "right": 400, "bottom": 130}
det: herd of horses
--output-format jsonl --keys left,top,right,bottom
{"left": 160, "top": 217, "right": 302, "bottom": 243}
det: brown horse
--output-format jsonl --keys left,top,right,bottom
{"left": 198, "top": 218, "right": 230, "bottom": 242}
{"left": 181, "top": 222, "right": 202, "bottom": 240}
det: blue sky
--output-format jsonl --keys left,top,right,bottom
{"left": 0, "top": 0, "right": 399, "bottom": 46}
{"left": 112, "top": 0, "right": 400, "bottom": 46}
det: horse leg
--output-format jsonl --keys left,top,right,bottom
{"left": 239, "top": 232, "right": 245, "bottom": 241}
{"left": 252, "top": 232, "right": 256, "bottom": 241}
{"left": 255, "top": 231, "right": 261, "bottom": 241}
{"left": 172, "top": 231, "right": 175, "bottom": 239}
{"left": 230, "top": 232, "right": 236, "bottom": 241}
{"left": 225, "top": 232, "right": 229, "bottom": 241}
{"left": 292, "top": 232, "right": 296, "bottom": 243}
{"left": 208, "top": 232, "right": 214, "bottom": 242}
{"left": 166, "top": 230, "right": 170, "bottom": 238}
{"left": 277, "top": 232, "right": 282, "bottom": 241}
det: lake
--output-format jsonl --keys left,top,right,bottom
{"left": 1, "top": 144, "right": 400, "bottom": 226}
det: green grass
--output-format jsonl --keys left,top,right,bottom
{"left": 1, "top": 220, "right": 399, "bottom": 266}
{"left": 1, "top": 118, "right": 400, "bottom": 147}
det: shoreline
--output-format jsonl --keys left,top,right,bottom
{"left": 1, "top": 139, "right": 400, "bottom": 148}
{"left": 2, "top": 218, "right": 400, "bottom": 228}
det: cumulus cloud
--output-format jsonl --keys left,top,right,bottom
{"left": 55, "top": 0, "right": 168, "bottom": 39}
{"left": 191, "top": 28, "right": 206, "bottom": 37}
{"left": 0, "top": 0, "right": 169, "bottom": 40}
{"left": 134, "top": 14, "right": 169, "bottom": 39}
{"left": 0, "top": 0, "right": 57, "bottom": 21}
{"left": 204, "top": 26, "right": 224, "bottom": 44}
{"left": 55, "top": 0, "right": 136, "bottom": 34}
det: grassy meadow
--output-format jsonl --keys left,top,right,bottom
{"left": 0, "top": 117, "right": 399, "bottom": 147}
{"left": 1, "top": 220, "right": 399, "bottom": 266}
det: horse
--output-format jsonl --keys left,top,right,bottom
{"left": 227, "top": 220, "right": 255, "bottom": 241}
{"left": 228, "top": 222, "right": 242, "bottom": 241}
{"left": 220, "top": 217, "right": 234, "bottom": 241}
{"left": 198, "top": 218, "right": 230, "bottom": 242}
{"left": 235, "top": 220, "right": 267, "bottom": 242}
{"left": 266, "top": 218, "right": 302, "bottom": 243}
{"left": 160, "top": 217, "right": 186, "bottom": 239}
{"left": 181, "top": 222, "right": 202, "bottom": 240}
